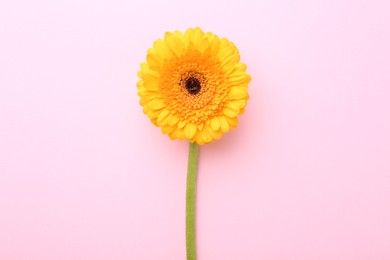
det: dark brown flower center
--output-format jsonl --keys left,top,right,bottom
{"left": 185, "top": 77, "right": 201, "bottom": 95}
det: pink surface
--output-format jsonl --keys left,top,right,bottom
{"left": 1, "top": 0, "right": 390, "bottom": 259}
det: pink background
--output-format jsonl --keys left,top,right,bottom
{"left": 1, "top": 0, "right": 390, "bottom": 259}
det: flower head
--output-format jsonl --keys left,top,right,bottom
{"left": 137, "top": 27, "right": 250, "bottom": 144}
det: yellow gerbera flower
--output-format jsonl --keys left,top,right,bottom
{"left": 137, "top": 27, "right": 250, "bottom": 144}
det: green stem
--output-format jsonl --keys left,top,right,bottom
{"left": 186, "top": 142, "right": 199, "bottom": 260}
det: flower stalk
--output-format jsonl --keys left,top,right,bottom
{"left": 186, "top": 142, "right": 199, "bottom": 260}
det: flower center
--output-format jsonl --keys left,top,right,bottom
{"left": 185, "top": 77, "right": 201, "bottom": 95}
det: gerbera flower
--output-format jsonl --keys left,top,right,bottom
{"left": 137, "top": 27, "right": 250, "bottom": 144}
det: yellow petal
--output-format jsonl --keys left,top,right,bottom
{"left": 223, "top": 63, "right": 236, "bottom": 75}
{"left": 226, "top": 116, "right": 239, "bottom": 129}
{"left": 200, "top": 129, "right": 212, "bottom": 143}
{"left": 223, "top": 106, "right": 239, "bottom": 118}
{"left": 157, "top": 109, "right": 170, "bottom": 125}
{"left": 150, "top": 117, "right": 158, "bottom": 125}
{"left": 173, "top": 30, "right": 185, "bottom": 42}
{"left": 229, "top": 99, "right": 247, "bottom": 108}
{"left": 142, "top": 92, "right": 159, "bottom": 100}
{"left": 153, "top": 39, "right": 173, "bottom": 59}
{"left": 168, "top": 132, "right": 176, "bottom": 140}
{"left": 229, "top": 87, "right": 248, "bottom": 99}
{"left": 219, "top": 116, "right": 230, "bottom": 133}
{"left": 178, "top": 121, "right": 186, "bottom": 129}
{"left": 136, "top": 80, "right": 144, "bottom": 88}
{"left": 184, "top": 123, "right": 197, "bottom": 139}
{"left": 172, "top": 127, "right": 186, "bottom": 140}
{"left": 140, "top": 93, "right": 159, "bottom": 104}
{"left": 138, "top": 69, "right": 160, "bottom": 81}
{"left": 193, "top": 27, "right": 205, "bottom": 49}
{"left": 167, "top": 115, "right": 179, "bottom": 126}
{"left": 142, "top": 78, "right": 160, "bottom": 91}
{"left": 165, "top": 32, "right": 184, "bottom": 56}
{"left": 228, "top": 72, "right": 251, "bottom": 84}
{"left": 162, "top": 125, "right": 175, "bottom": 134}
{"left": 145, "top": 107, "right": 160, "bottom": 118}
{"left": 148, "top": 99, "right": 165, "bottom": 110}
{"left": 221, "top": 54, "right": 240, "bottom": 67}
{"left": 140, "top": 62, "right": 149, "bottom": 70}
{"left": 217, "top": 39, "right": 237, "bottom": 62}
{"left": 194, "top": 132, "right": 205, "bottom": 145}
{"left": 235, "top": 63, "right": 247, "bottom": 71}
{"left": 204, "top": 33, "right": 220, "bottom": 54}
{"left": 205, "top": 125, "right": 222, "bottom": 140}
{"left": 146, "top": 53, "right": 163, "bottom": 69}
{"left": 199, "top": 38, "right": 210, "bottom": 53}
{"left": 210, "top": 117, "right": 220, "bottom": 131}
{"left": 137, "top": 87, "right": 146, "bottom": 96}
{"left": 184, "top": 28, "right": 194, "bottom": 48}
{"left": 175, "top": 128, "right": 186, "bottom": 140}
